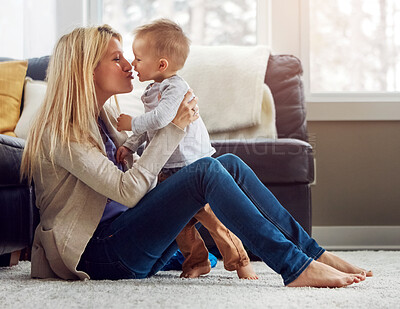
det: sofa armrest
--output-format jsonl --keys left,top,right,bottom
{"left": 266, "top": 55, "right": 308, "bottom": 142}
{"left": 212, "top": 138, "right": 314, "bottom": 184}
{"left": 0, "top": 134, "right": 38, "bottom": 255}
{"left": 0, "top": 134, "right": 26, "bottom": 186}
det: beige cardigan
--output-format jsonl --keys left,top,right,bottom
{"left": 30, "top": 103, "right": 186, "bottom": 280}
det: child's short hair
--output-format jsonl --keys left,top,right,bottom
{"left": 134, "top": 19, "right": 190, "bottom": 71}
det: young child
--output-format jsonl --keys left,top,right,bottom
{"left": 116, "top": 19, "right": 258, "bottom": 279}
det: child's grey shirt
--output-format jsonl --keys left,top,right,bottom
{"left": 124, "top": 75, "right": 215, "bottom": 168}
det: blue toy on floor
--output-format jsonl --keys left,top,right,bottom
{"left": 161, "top": 250, "right": 218, "bottom": 271}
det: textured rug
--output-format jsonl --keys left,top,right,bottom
{"left": 1, "top": 251, "right": 399, "bottom": 308}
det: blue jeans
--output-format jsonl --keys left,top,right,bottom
{"left": 78, "top": 154, "right": 324, "bottom": 285}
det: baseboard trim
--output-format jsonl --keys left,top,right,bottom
{"left": 312, "top": 226, "right": 400, "bottom": 250}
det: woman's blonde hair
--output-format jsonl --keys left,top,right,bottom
{"left": 20, "top": 25, "right": 121, "bottom": 184}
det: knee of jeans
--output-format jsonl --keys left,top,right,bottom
{"left": 192, "top": 156, "right": 217, "bottom": 169}
{"left": 189, "top": 157, "right": 225, "bottom": 177}
{"left": 216, "top": 153, "right": 243, "bottom": 168}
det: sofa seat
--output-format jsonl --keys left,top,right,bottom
{"left": 213, "top": 138, "right": 314, "bottom": 184}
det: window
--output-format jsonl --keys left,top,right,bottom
{"left": 97, "top": 0, "right": 400, "bottom": 119}
{"left": 304, "top": 0, "right": 400, "bottom": 95}
{"left": 102, "top": 0, "right": 258, "bottom": 55}
{"left": 0, "top": 0, "right": 56, "bottom": 59}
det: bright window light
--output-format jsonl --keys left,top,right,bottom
{"left": 102, "top": 0, "right": 257, "bottom": 56}
{"left": 309, "top": 0, "right": 400, "bottom": 93}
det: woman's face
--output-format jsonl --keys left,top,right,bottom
{"left": 93, "top": 37, "right": 134, "bottom": 105}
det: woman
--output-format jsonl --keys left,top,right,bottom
{"left": 21, "top": 25, "right": 371, "bottom": 287}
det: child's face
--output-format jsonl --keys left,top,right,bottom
{"left": 131, "top": 37, "right": 161, "bottom": 82}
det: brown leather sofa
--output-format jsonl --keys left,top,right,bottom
{"left": 0, "top": 54, "right": 314, "bottom": 264}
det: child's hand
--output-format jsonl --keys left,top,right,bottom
{"left": 117, "top": 114, "right": 133, "bottom": 132}
{"left": 116, "top": 146, "right": 131, "bottom": 164}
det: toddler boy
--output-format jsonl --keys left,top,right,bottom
{"left": 117, "top": 19, "right": 257, "bottom": 279}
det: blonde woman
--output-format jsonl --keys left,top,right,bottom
{"left": 21, "top": 25, "right": 371, "bottom": 287}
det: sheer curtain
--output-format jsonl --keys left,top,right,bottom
{"left": 102, "top": 0, "right": 257, "bottom": 56}
{"left": 0, "top": 0, "right": 56, "bottom": 59}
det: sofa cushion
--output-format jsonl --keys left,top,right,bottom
{"left": 0, "top": 60, "right": 28, "bottom": 137}
{"left": 212, "top": 138, "right": 314, "bottom": 184}
{"left": 14, "top": 78, "right": 47, "bottom": 139}
{"left": 26, "top": 56, "right": 50, "bottom": 81}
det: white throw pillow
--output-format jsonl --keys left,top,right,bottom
{"left": 14, "top": 78, "right": 47, "bottom": 139}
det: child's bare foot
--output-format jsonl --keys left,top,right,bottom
{"left": 317, "top": 251, "right": 373, "bottom": 278}
{"left": 236, "top": 263, "right": 259, "bottom": 280}
{"left": 287, "top": 260, "right": 362, "bottom": 288}
{"left": 180, "top": 264, "right": 211, "bottom": 278}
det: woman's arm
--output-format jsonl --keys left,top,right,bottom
{"left": 43, "top": 91, "right": 198, "bottom": 208}
{"left": 171, "top": 91, "right": 199, "bottom": 129}
{"left": 45, "top": 124, "right": 183, "bottom": 207}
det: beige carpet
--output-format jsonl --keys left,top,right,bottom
{"left": 1, "top": 251, "right": 399, "bottom": 308}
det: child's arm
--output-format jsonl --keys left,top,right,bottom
{"left": 131, "top": 82, "right": 191, "bottom": 135}
{"left": 117, "top": 132, "right": 147, "bottom": 164}
{"left": 122, "top": 133, "right": 147, "bottom": 154}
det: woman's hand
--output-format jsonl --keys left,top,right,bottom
{"left": 172, "top": 90, "right": 200, "bottom": 130}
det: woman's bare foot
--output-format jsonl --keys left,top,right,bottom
{"left": 287, "top": 260, "right": 362, "bottom": 288}
{"left": 317, "top": 251, "right": 373, "bottom": 277}
{"left": 236, "top": 263, "right": 259, "bottom": 280}
{"left": 180, "top": 264, "right": 211, "bottom": 278}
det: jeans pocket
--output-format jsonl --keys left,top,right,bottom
{"left": 84, "top": 260, "right": 136, "bottom": 280}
